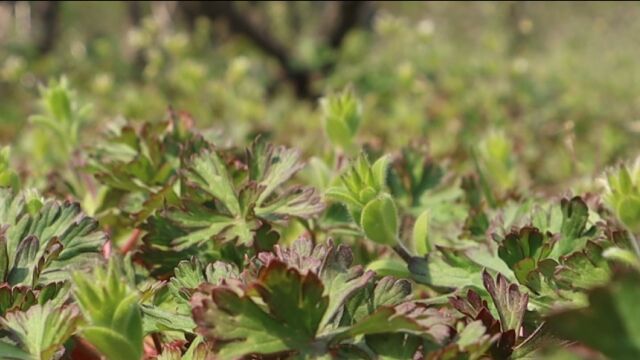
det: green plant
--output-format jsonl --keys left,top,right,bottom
{"left": 1, "top": 62, "right": 640, "bottom": 359}
{"left": 72, "top": 258, "right": 143, "bottom": 360}
{"left": 29, "top": 77, "right": 92, "bottom": 164}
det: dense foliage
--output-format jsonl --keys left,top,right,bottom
{"left": 2, "top": 2, "right": 640, "bottom": 359}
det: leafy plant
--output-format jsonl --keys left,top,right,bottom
{"left": 72, "top": 258, "right": 143, "bottom": 360}
{"left": 0, "top": 188, "right": 106, "bottom": 317}
{"left": 1, "top": 70, "right": 639, "bottom": 359}
{"left": 0, "top": 147, "right": 19, "bottom": 190}
{"left": 191, "top": 237, "right": 456, "bottom": 359}
{"left": 0, "top": 303, "right": 81, "bottom": 360}
{"left": 139, "top": 139, "right": 323, "bottom": 274}
{"left": 29, "top": 77, "right": 92, "bottom": 161}
{"left": 321, "top": 87, "right": 362, "bottom": 153}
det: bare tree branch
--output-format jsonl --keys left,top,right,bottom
{"left": 328, "top": 1, "right": 366, "bottom": 49}
{"left": 179, "top": 1, "right": 372, "bottom": 100}
{"left": 128, "top": 1, "right": 147, "bottom": 79}
{"left": 35, "top": 1, "right": 60, "bottom": 54}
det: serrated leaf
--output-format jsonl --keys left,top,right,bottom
{"left": 1, "top": 303, "right": 81, "bottom": 360}
{"left": 192, "top": 260, "right": 328, "bottom": 359}
{"left": 144, "top": 141, "right": 322, "bottom": 260}
{"left": 365, "top": 333, "right": 423, "bottom": 360}
{"left": 335, "top": 302, "right": 454, "bottom": 344}
{"left": 141, "top": 305, "right": 196, "bottom": 334}
{"left": 249, "top": 141, "right": 305, "bottom": 207}
{"left": 0, "top": 189, "right": 106, "bottom": 286}
{"left": 482, "top": 271, "right": 528, "bottom": 333}
{"left": 72, "top": 259, "right": 143, "bottom": 360}
{"left": 497, "top": 227, "right": 550, "bottom": 269}
{"left": 555, "top": 241, "right": 611, "bottom": 291}
{"left": 185, "top": 147, "right": 240, "bottom": 216}
{"left": 555, "top": 196, "right": 593, "bottom": 256}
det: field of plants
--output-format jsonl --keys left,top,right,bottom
{"left": 1, "top": 2, "right": 640, "bottom": 359}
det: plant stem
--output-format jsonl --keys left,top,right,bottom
{"left": 393, "top": 241, "right": 413, "bottom": 264}
{"left": 121, "top": 228, "right": 142, "bottom": 254}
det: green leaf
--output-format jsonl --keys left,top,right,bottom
{"left": 254, "top": 186, "right": 324, "bottom": 220}
{"left": 555, "top": 241, "right": 611, "bottom": 291}
{"left": 497, "top": 227, "right": 550, "bottom": 269}
{"left": 365, "top": 333, "right": 424, "bottom": 360}
{"left": 325, "top": 187, "right": 361, "bottom": 210}
{"left": 163, "top": 202, "right": 251, "bottom": 249}
{"left": 0, "top": 189, "right": 105, "bottom": 317}
{"left": 192, "top": 260, "right": 328, "bottom": 359}
{"left": 0, "top": 189, "right": 106, "bottom": 285}
{"left": 617, "top": 196, "right": 640, "bottom": 233}
{"left": 257, "top": 237, "right": 377, "bottom": 331}
{"left": 29, "top": 77, "right": 88, "bottom": 157}
{"left": 81, "top": 327, "right": 142, "bottom": 360}
{"left": 371, "top": 155, "right": 391, "bottom": 190}
{"left": 482, "top": 271, "right": 528, "bottom": 333}
{"left": 603, "top": 246, "right": 640, "bottom": 270}
{"left": 168, "top": 258, "right": 239, "bottom": 303}
{"left": 429, "top": 320, "right": 497, "bottom": 360}
{"left": 474, "top": 130, "right": 517, "bottom": 195}
{"left": 326, "top": 154, "right": 387, "bottom": 220}
{"left": 143, "top": 140, "right": 323, "bottom": 262}
{"left": 248, "top": 141, "right": 305, "bottom": 207}
{"left": 1, "top": 303, "right": 81, "bottom": 360}
{"left": 366, "top": 258, "right": 412, "bottom": 278}
{"left": 335, "top": 302, "right": 454, "bottom": 344}
{"left": 72, "top": 259, "right": 143, "bottom": 360}
{"left": 361, "top": 194, "right": 399, "bottom": 246}
{"left": 321, "top": 88, "right": 362, "bottom": 150}
{"left": 409, "top": 252, "right": 484, "bottom": 290}
{"left": 412, "top": 210, "right": 430, "bottom": 255}
{"left": 0, "top": 340, "right": 32, "bottom": 360}
{"left": 547, "top": 270, "right": 640, "bottom": 359}
{"left": 338, "top": 276, "right": 411, "bottom": 332}
{"left": 185, "top": 147, "right": 240, "bottom": 216}
{"left": 258, "top": 262, "right": 327, "bottom": 336}
{"left": 141, "top": 305, "right": 196, "bottom": 334}
{"left": 555, "top": 196, "right": 593, "bottom": 256}
{"left": 0, "top": 146, "right": 19, "bottom": 190}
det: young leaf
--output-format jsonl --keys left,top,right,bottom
{"left": 321, "top": 87, "right": 362, "bottom": 151}
{"left": 0, "top": 146, "right": 20, "bottom": 190}
{"left": 482, "top": 271, "right": 528, "bottom": 333}
{"left": 412, "top": 210, "right": 430, "bottom": 255}
{"left": 361, "top": 194, "right": 399, "bottom": 246}
{"left": 72, "top": 259, "right": 143, "bottom": 360}
{"left": 326, "top": 154, "right": 388, "bottom": 221}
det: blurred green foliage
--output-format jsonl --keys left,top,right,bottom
{"left": 2, "top": 2, "right": 640, "bottom": 191}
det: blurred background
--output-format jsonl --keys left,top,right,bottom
{"left": 1, "top": 1, "right": 640, "bottom": 192}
